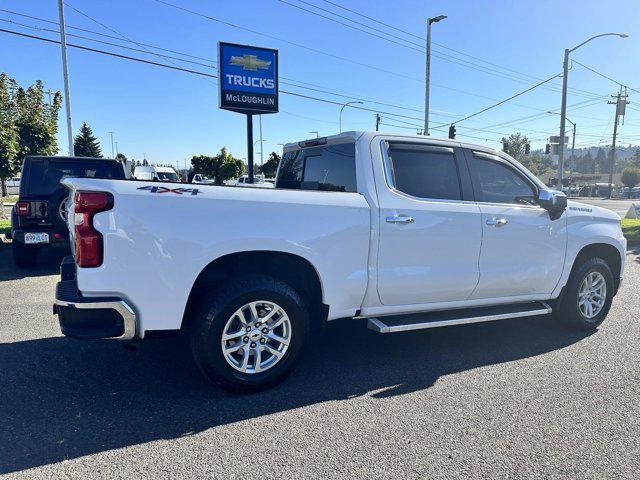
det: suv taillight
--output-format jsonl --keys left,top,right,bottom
{"left": 74, "top": 191, "right": 113, "bottom": 268}
{"left": 15, "top": 201, "right": 31, "bottom": 216}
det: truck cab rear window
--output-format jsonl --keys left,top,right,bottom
{"left": 276, "top": 142, "right": 356, "bottom": 192}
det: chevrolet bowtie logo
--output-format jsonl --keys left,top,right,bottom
{"left": 230, "top": 54, "right": 272, "bottom": 71}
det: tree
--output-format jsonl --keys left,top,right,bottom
{"left": 501, "top": 133, "right": 529, "bottom": 162}
{"left": 576, "top": 151, "right": 595, "bottom": 174}
{"left": 621, "top": 167, "right": 640, "bottom": 189}
{"left": 190, "top": 147, "right": 244, "bottom": 184}
{"left": 259, "top": 151, "right": 281, "bottom": 178}
{"left": 0, "top": 74, "right": 61, "bottom": 196}
{"left": 74, "top": 122, "right": 102, "bottom": 157}
{"left": 0, "top": 74, "right": 19, "bottom": 197}
{"left": 518, "top": 153, "right": 544, "bottom": 176}
{"left": 15, "top": 80, "right": 62, "bottom": 161}
{"left": 633, "top": 149, "right": 640, "bottom": 168}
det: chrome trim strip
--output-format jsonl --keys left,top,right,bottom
{"left": 367, "top": 303, "right": 552, "bottom": 333}
{"left": 54, "top": 297, "right": 137, "bottom": 340}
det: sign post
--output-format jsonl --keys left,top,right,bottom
{"left": 218, "top": 42, "right": 279, "bottom": 183}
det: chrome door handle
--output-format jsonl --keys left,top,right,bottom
{"left": 386, "top": 214, "right": 414, "bottom": 224}
{"left": 486, "top": 217, "right": 508, "bottom": 227}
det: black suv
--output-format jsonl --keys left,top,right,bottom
{"left": 11, "top": 156, "right": 126, "bottom": 267}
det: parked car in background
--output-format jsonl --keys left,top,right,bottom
{"left": 134, "top": 165, "right": 180, "bottom": 182}
{"left": 11, "top": 156, "right": 126, "bottom": 267}
{"left": 188, "top": 173, "right": 215, "bottom": 184}
{"left": 54, "top": 132, "right": 625, "bottom": 393}
{"left": 234, "top": 174, "right": 275, "bottom": 188}
{"left": 6, "top": 177, "right": 21, "bottom": 188}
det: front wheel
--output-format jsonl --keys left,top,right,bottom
{"left": 190, "top": 275, "right": 309, "bottom": 393}
{"left": 556, "top": 257, "right": 614, "bottom": 330}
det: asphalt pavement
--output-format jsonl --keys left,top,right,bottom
{"left": 0, "top": 241, "right": 639, "bottom": 479}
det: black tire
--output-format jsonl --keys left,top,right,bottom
{"left": 49, "top": 189, "right": 69, "bottom": 232}
{"left": 12, "top": 241, "right": 38, "bottom": 268}
{"left": 190, "top": 274, "right": 310, "bottom": 393}
{"left": 556, "top": 257, "right": 614, "bottom": 330}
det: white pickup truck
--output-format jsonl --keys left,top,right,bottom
{"left": 54, "top": 131, "right": 626, "bottom": 392}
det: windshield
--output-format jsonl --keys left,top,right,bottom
{"left": 26, "top": 159, "right": 125, "bottom": 195}
{"left": 156, "top": 172, "right": 179, "bottom": 181}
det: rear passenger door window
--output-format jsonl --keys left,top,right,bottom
{"left": 386, "top": 143, "right": 462, "bottom": 200}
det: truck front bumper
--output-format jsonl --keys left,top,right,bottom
{"left": 53, "top": 256, "right": 137, "bottom": 340}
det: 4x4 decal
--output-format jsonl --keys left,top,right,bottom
{"left": 137, "top": 186, "right": 201, "bottom": 195}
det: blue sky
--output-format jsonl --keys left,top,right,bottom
{"left": 2, "top": 0, "right": 639, "bottom": 168}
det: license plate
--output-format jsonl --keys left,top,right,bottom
{"left": 24, "top": 232, "right": 50, "bottom": 244}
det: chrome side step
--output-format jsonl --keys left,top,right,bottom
{"left": 367, "top": 301, "right": 552, "bottom": 334}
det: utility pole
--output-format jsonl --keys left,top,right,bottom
{"left": 607, "top": 87, "right": 629, "bottom": 198}
{"left": 570, "top": 122, "right": 576, "bottom": 171}
{"left": 375, "top": 113, "right": 381, "bottom": 131}
{"left": 424, "top": 15, "right": 447, "bottom": 136}
{"left": 57, "top": 0, "right": 74, "bottom": 156}
{"left": 44, "top": 89, "right": 54, "bottom": 106}
{"left": 109, "top": 132, "right": 115, "bottom": 158}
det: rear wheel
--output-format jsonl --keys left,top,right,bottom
{"left": 556, "top": 257, "right": 614, "bottom": 330}
{"left": 190, "top": 275, "right": 309, "bottom": 393}
{"left": 12, "top": 241, "right": 38, "bottom": 268}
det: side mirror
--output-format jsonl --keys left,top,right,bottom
{"left": 538, "top": 189, "right": 567, "bottom": 220}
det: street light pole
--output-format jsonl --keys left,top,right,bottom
{"left": 109, "top": 132, "right": 115, "bottom": 158}
{"left": 424, "top": 15, "right": 447, "bottom": 136}
{"left": 259, "top": 115, "right": 264, "bottom": 166}
{"left": 57, "top": 0, "right": 74, "bottom": 156}
{"left": 557, "top": 32, "right": 628, "bottom": 188}
{"left": 339, "top": 101, "right": 363, "bottom": 133}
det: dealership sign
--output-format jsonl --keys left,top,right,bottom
{"left": 218, "top": 42, "right": 278, "bottom": 115}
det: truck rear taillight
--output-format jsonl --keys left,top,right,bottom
{"left": 74, "top": 191, "right": 113, "bottom": 268}
{"left": 15, "top": 201, "right": 31, "bottom": 216}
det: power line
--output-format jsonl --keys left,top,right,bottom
{"left": 2, "top": 6, "right": 594, "bottom": 115}
{"left": 1, "top": 16, "right": 467, "bottom": 120}
{"left": 0, "top": 7, "right": 215, "bottom": 64}
{"left": 0, "top": 27, "right": 441, "bottom": 125}
{"left": 572, "top": 59, "right": 640, "bottom": 94}
{"left": 278, "top": 0, "right": 569, "bottom": 90}
{"left": 311, "top": 0, "right": 603, "bottom": 99}
{"left": 450, "top": 73, "right": 562, "bottom": 125}
{"left": 0, "top": 17, "right": 216, "bottom": 69}
{"left": 276, "top": 0, "right": 425, "bottom": 52}
{"left": 62, "top": 1, "right": 214, "bottom": 85}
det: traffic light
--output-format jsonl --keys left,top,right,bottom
{"left": 545, "top": 144, "right": 551, "bottom": 154}
{"left": 525, "top": 143, "right": 530, "bottom": 155}
{"left": 502, "top": 141, "right": 508, "bottom": 152}
{"left": 448, "top": 125, "right": 456, "bottom": 139}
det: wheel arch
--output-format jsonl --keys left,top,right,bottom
{"left": 181, "top": 251, "right": 327, "bottom": 332}
{"left": 570, "top": 242, "right": 623, "bottom": 293}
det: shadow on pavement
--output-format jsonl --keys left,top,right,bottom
{"left": 0, "top": 315, "right": 592, "bottom": 474}
{"left": 0, "top": 243, "right": 69, "bottom": 281}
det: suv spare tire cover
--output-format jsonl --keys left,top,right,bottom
{"left": 49, "top": 188, "right": 69, "bottom": 232}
